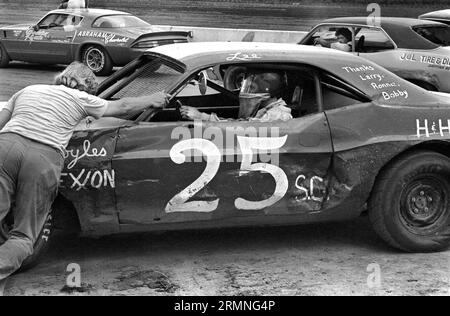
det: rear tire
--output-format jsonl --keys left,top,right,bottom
{"left": 0, "top": 43, "right": 11, "bottom": 68}
{"left": 82, "top": 45, "right": 113, "bottom": 76}
{"left": 369, "top": 151, "right": 450, "bottom": 252}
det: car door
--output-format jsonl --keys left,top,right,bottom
{"left": 113, "top": 64, "right": 335, "bottom": 226}
{"left": 28, "top": 13, "right": 78, "bottom": 63}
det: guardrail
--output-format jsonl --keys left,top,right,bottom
{"left": 153, "top": 25, "right": 308, "bottom": 43}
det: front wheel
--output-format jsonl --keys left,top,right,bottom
{"left": 369, "top": 151, "right": 450, "bottom": 252}
{"left": 82, "top": 45, "right": 113, "bottom": 76}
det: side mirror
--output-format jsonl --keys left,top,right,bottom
{"left": 198, "top": 71, "right": 208, "bottom": 96}
{"left": 33, "top": 25, "right": 40, "bottom": 32}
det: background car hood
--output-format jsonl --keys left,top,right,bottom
{"left": 0, "top": 24, "right": 32, "bottom": 30}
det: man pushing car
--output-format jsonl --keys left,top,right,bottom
{"left": 0, "top": 62, "right": 169, "bottom": 281}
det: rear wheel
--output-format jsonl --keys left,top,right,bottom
{"left": 82, "top": 45, "right": 113, "bottom": 76}
{"left": 0, "top": 43, "right": 11, "bottom": 68}
{"left": 369, "top": 151, "right": 450, "bottom": 252}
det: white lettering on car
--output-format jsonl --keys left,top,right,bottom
{"left": 416, "top": 119, "right": 450, "bottom": 138}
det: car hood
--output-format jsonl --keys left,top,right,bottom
{"left": 0, "top": 24, "right": 33, "bottom": 31}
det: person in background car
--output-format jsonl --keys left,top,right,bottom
{"left": 315, "top": 28, "right": 353, "bottom": 52}
{"left": 0, "top": 62, "right": 168, "bottom": 281}
{"left": 58, "top": 0, "right": 88, "bottom": 9}
{"left": 180, "top": 70, "right": 293, "bottom": 122}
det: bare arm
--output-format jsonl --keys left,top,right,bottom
{"left": 0, "top": 109, "right": 12, "bottom": 131}
{"left": 103, "top": 92, "right": 169, "bottom": 117}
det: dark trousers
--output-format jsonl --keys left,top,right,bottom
{"left": 0, "top": 133, "right": 63, "bottom": 280}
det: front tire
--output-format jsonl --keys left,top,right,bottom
{"left": 82, "top": 45, "right": 113, "bottom": 76}
{"left": 0, "top": 43, "right": 11, "bottom": 68}
{"left": 369, "top": 151, "right": 450, "bottom": 252}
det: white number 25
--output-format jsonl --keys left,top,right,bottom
{"left": 165, "top": 136, "right": 288, "bottom": 213}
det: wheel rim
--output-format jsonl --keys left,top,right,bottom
{"left": 400, "top": 175, "right": 449, "bottom": 235}
{"left": 85, "top": 48, "right": 105, "bottom": 72}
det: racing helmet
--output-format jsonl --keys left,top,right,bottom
{"left": 240, "top": 70, "right": 286, "bottom": 98}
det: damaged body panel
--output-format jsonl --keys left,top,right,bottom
{"left": 53, "top": 43, "right": 450, "bottom": 248}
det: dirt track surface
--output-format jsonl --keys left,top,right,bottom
{"left": 3, "top": 217, "right": 450, "bottom": 296}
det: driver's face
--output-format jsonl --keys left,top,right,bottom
{"left": 336, "top": 34, "right": 349, "bottom": 44}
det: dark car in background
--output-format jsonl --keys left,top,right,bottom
{"left": 0, "top": 8, "right": 190, "bottom": 75}
{"left": 299, "top": 17, "right": 450, "bottom": 93}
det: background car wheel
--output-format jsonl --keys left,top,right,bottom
{"left": 82, "top": 46, "right": 113, "bottom": 76}
{"left": 0, "top": 43, "right": 11, "bottom": 68}
{"left": 369, "top": 151, "right": 450, "bottom": 252}
{"left": 4, "top": 211, "right": 54, "bottom": 273}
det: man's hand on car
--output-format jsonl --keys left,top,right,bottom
{"left": 180, "top": 106, "right": 205, "bottom": 120}
{"left": 148, "top": 92, "right": 171, "bottom": 109}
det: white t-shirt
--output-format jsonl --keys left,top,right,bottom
{"left": 1, "top": 84, "right": 108, "bottom": 153}
{"left": 331, "top": 42, "right": 352, "bottom": 52}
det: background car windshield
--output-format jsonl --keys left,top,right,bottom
{"left": 92, "top": 15, "right": 150, "bottom": 28}
{"left": 414, "top": 26, "right": 450, "bottom": 46}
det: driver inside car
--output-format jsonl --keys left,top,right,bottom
{"left": 314, "top": 28, "right": 352, "bottom": 52}
{"left": 180, "top": 70, "right": 293, "bottom": 122}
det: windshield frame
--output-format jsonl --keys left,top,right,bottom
{"left": 98, "top": 54, "right": 186, "bottom": 101}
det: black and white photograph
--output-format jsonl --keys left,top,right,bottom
{"left": 0, "top": 0, "right": 449, "bottom": 300}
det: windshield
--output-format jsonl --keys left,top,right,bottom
{"left": 101, "top": 57, "right": 184, "bottom": 100}
{"left": 92, "top": 15, "right": 150, "bottom": 28}
{"left": 414, "top": 26, "right": 450, "bottom": 46}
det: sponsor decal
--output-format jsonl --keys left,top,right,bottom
{"left": 400, "top": 53, "right": 450, "bottom": 71}
{"left": 342, "top": 64, "right": 408, "bottom": 100}
{"left": 24, "top": 28, "right": 49, "bottom": 41}
{"left": 75, "top": 30, "right": 130, "bottom": 44}
{"left": 226, "top": 52, "right": 262, "bottom": 62}
{"left": 416, "top": 119, "right": 450, "bottom": 138}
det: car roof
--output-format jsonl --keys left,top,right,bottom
{"left": 147, "top": 42, "right": 353, "bottom": 67}
{"left": 49, "top": 8, "right": 130, "bottom": 18}
{"left": 420, "top": 10, "right": 450, "bottom": 21}
{"left": 320, "top": 17, "right": 446, "bottom": 50}
{"left": 324, "top": 17, "right": 445, "bottom": 28}
{"left": 143, "top": 42, "right": 441, "bottom": 105}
